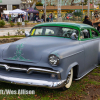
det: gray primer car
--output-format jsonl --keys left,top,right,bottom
{"left": 0, "top": 22, "right": 99, "bottom": 90}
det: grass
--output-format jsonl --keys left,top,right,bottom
{"left": 92, "top": 73, "right": 100, "bottom": 76}
{"left": 0, "top": 66, "right": 99, "bottom": 99}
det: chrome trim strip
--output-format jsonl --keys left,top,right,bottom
{"left": 62, "top": 50, "right": 84, "bottom": 59}
{"left": 0, "top": 75, "right": 65, "bottom": 89}
{"left": 0, "top": 64, "right": 61, "bottom": 79}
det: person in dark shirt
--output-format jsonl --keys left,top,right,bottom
{"left": 83, "top": 16, "right": 93, "bottom": 26}
{"left": 97, "top": 23, "right": 100, "bottom": 33}
{"left": 46, "top": 17, "right": 49, "bottom": 22}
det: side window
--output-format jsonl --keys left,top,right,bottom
{"left": 80, "top": 29, "right": 90, "bottom": 39}
{"left": 91, "top": 30, "right": 98, "bottom": 37}
{"left": 35, "top": 28, "right": 43, "bottom": 35}
{"left": 30, "top": 28, "right": 43, "bottom": 36}
{"left": 62, "top": 28, "right": 78, "bottom": 38}
{"left": 45, "top": 29, "right": 54, "bottom": 35}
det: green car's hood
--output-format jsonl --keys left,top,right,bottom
{"left": 2, "top": 36, "right": 79, "bottom": 63}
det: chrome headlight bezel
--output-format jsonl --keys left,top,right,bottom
{"left": 48, "top": 54, "right": 60, "bottom": 66}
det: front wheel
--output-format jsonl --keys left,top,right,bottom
{"left": 61, "top": 68, "right": 73, "bottom": 90}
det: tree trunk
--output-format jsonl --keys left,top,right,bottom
{"left": 71, "top": 0, "right": 74, "bottom": 5}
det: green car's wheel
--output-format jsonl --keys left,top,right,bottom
{"left": 61, "top": 68, "right": 73, "bottom": 90}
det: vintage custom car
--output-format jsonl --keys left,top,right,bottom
{"left": 0, "top": 22, "right": 99, "bottom": 90}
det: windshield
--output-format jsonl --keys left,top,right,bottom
{"left": 30, "top": 26, "right": 78, "bottom": 38}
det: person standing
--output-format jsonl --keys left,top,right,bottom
{"left": 46, "top": 16, "right": 49, "bottom": 22}
{"left": 43, "top": 13, "right": 45, "bottom": 22}
{"left": 5, "top": 14, "right": 8, "bottom": 22}
{"left": 50, "top": 13, "right": 53, "bottom": 22}
{"left": 18, "top": 14, "right": 21, "bottom": 22}
{"left": 83, "top": 16, "right": 93, "bottom": 26}
{"left": 41, "top": 14, "right": 44, "bottom": 22}
{"left": 21, "top": 14, "right": 23, "bottom": 22}
{"left": 94, "top": 10, "right": 98, "bottom": 20}
{"left": 29, "top": 14, "right": 31, "bottom": 21}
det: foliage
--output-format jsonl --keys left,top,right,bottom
{"left": 21, "top": 29, "right": 25, "bottom": 33}
{"left": 73, "top": 10, "right": 82, "bottom": 17}
{"left": 9, "top": 21, "right": 15, "bottom": 27}
{"left": 84, "top": 0, "right": 88, "bottom": 5}
{"left": 24, "top": 20, "right": 29, "bottom": 25}
{"left": 36, "top": 2, "right": 43, "bottom": 6}
{"left": 17, "top": 22, "right": 21, "bottom": 26}
{"left": 16, "top": 28, "right": 25, "bottom": 35}
{"left": 0, "top": 20, "right": 5, "bottom": 27}
{"left": 21, "top": 0, "right": 38, "bottom": 7}
{"left": 8, "top": 32, "right": 10, "bottom": 36}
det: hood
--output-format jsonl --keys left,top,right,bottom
{"left": 3, "top": 36, "right": 79, "bottom": 63}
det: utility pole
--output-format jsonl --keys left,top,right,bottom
{"left": 44, "top": 0, "right": 46, "bottom": 22}
{"left": 58, "top": 0, "right": 61, "bottom": 18}
{"left": 88, "top": 0, "right": 90, "bottom": 17}
{"left": 82, "top": 0, "right": 84, "bottom": 19}
{"left": 57, "top": 0, "right": 62, "bottom": 22}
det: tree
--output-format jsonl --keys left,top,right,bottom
{"left": 36, "top": 2, "right": 43, "bottom": 6}
{"left": 66, "top": 0, "right": 81, "bottom": 6}
{"left": 71, "top": 0, "right": 74, "bottom": 5}
{"left": 21, "top": 0, "right": 38, "bottom": 7}
{"left": 73, "top": 10, "right": 82, "bottom": 17}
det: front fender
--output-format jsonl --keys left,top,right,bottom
{"left": 66, "top": 62, "right": 78, "bottom": 80}
{"left": 50, "top": 44, "right": 84, "bottom": 80}
{"left": 50, "top": 45, "right": 84, "bottom": 59}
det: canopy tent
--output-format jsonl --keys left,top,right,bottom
{"left": 9, "top": 9, "right": 26, "bottom": 15}
{"left": 26, "top": 8, "right": 39, "bottom": 13}
{"left": 3, "top": 10, "right": 12, "bottom": 14}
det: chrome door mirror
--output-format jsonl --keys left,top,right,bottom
{"left": 25, "top": 31, "right": 30, "bottom": 37}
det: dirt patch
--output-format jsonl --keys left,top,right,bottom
{"left": 83, "top": 85, "right": 100, "bottom": 100}
{"left": 0, "top": 37, "right": 24, "bottom": 43}
{"left": 88, "top": 75, "right": 100, "bottom": 82}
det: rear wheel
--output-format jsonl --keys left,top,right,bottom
{"left": 61, "top": 68, "right": 73, "bottom": 90}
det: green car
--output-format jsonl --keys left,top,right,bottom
{"left": 0, "top": 22, "right": 99, "bottom": 90}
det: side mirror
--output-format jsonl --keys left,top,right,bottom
{"left": 25, "top": 31, "right": 30, "bottom": 37}
{"left": 70, "top": 33, "right": 78, "bottom": 40}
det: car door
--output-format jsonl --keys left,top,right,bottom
{"left": 79, "top": 28, "right": 99, "bottom": 74}
{"left": 91, "top": 29, "right": 100, "bottom": 64}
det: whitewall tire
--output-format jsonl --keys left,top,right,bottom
{"left": 61, "top": 68, "right": 73, "bottom": 90}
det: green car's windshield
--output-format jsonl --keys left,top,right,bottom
{"left": 30, "top": 26, "right": 78, "bottom": 38}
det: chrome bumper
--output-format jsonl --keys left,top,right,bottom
{"left": 0, "top": 64, "right": 65, "bottom": 89}
{"left": 0, "top": 75, "right": 66, "bottom": 89}
{"left": 0, "top": 64, "right": 61, "bottom": 79}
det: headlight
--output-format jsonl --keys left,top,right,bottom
{"left": 49, "top": 54, "right": 60, "bottom": 66}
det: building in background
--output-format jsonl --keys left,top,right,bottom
{"left": 0, "top": 0, "right": 21, "bottom": 10}
{"left": 0, "top": 0, "right": 21, "bottom": 17}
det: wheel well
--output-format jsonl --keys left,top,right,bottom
{"left": 73, "top": 65, "right": 79, "bottom": 79}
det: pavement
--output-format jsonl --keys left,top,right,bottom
{"left": 0, "top": 27, "right": 31, "bottom": 36}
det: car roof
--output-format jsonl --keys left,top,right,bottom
{"left": 34, "top": 22, "right": 94, "bottom": 30}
